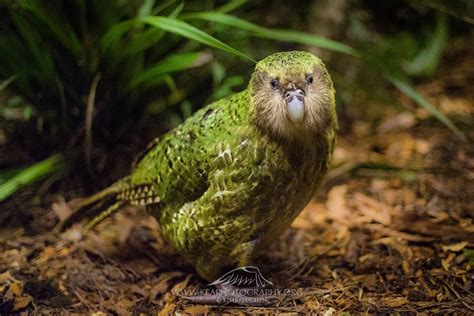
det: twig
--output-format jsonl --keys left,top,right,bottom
{"left": 0, "top": 74, "right": 17, "bottom": 91}
{"left": 441, "top": 279, "right": 474, "bottom": 311}
{"left": 85, "top": 74, "right": 101, "bottom": 170}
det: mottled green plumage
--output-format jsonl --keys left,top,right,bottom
{"left": 67, "top": 51, "right": 337, "bottom": 281}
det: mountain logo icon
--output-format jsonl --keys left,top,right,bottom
{"left": 208, "top": 266, "right": 273, "bottom": 288}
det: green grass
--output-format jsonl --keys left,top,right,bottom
{"left": 0, "top": 1, "right": 253, "bottom": 129}
{"left": 0, "top": 0, "right": 258, "bottom": 199}
{"left": 0, "top": 1, "right": 464, "bottom": 136}
{"left": 0, "top": 154, "right": 64, "bottom": 202}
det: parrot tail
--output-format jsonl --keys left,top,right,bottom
{"left": 58, "top": 177, "right": 160, "bottom": 232}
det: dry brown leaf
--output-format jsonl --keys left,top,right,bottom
{"left": 378, "top": 112, "right": 416, "bottom": 133}
{"left": 331, "top": 146, "right": 354, "bottom": 166}
{"left": 10, "top": 281, "right": 23, "bottom": 296}
{"left": 13, "top": 295, "right": 32, "bottom": 311}
{"left": 182, "top": 304, "right": 210, "bottom": 314}
{"left": 458, "top": 218, "right": 473, "bottom": 230}
{"left": 323, "top": 307, "right": 337, "bottom": 316}
{"left": 292, "top": 208, "right": 316, "bottom": 229}
{"left": 402, "top": 190, "right": 416, "bottom": 205}
{"left": 222, "top": 309, "right": 247, "bottom": 315}
{"left": 427, "top": 209, "right": 450, "bottom": 223}
{"left": 381, "top": 296, "right": 408, "bottom": 307}
{"left": 359, "top": 253, "right": 376, "bottom": 263}
{"left": 353, "top": 193, "right": 392, "bottom": 225}
{"left": 0, "top": 271, "right": 13, "bottom": 283}
{"left": 171, "top": 274, "right": 192, "bottom": 293}
{"left": 441, "top": 241, "right": 468, "bottom": 252}
{"left": 304, "top": 296, "right": 321, "bottom": 311}
{"left": 402, "top": 260, "right": 411, "bottom": 274}
{"left": 34, "top": 246, "right": 56, "bottom": 264}
{"left": 439, "top": 96, "right": 472, "bottom": 115}
{"left": 148, "top": 272, "right": 183, "bottom": 302}
{"left": 385, "top": 134, "right": 417, "bottom": 166}
{"left": 326, "top": 185, "right": 351, "bottom": 225}
{"left": 52, "top": 198, "right": 74, "bottom": 222}
{"left": 374, "top": 237, "right": 410, "bottom": 257}
{"left": 159, "top": 303, "right": 177, "bottom": 316}
{"left": 393, "top": 217, "right": 474, "bottom": 241}
{"left": 415, "top": 139, "right": 431, "bottom": 155}
{"left": 292, "top": 202, "right": 327, "bottom": 229}
{"left": 441, "top": 252, "right": 456, "bottom": 271}
{"left": 366, "top": 223, "right": 433, "bottom": 241}
{"left": 353, "top": 274, "right": 377, "bottom": 288}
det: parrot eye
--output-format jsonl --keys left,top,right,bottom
{"left": 307, "top": 74, "right": 314, "bottom": 84}
{"left": 270, "top": 79, "right": 279, "bottom": 89}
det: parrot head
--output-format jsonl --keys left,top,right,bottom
{"left": 250, "top": 51, "right": 335, "bottom": 140}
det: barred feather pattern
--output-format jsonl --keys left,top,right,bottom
{"left": 68, "top": 51, "right": 337, "bottom": 281}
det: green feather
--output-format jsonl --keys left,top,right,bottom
{"left": 65, "top": 51, "right": 337, "bottom": 280}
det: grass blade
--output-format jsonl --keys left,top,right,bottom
{"left": 9, "top": 11, "right": 56, "bottom": 84}
{"left": 120, "top": 3, "right": 184, "bottom": 58}
{"left": 127, "top": 52, "right": 210, "bottom": 90}
{"left": 138, "top": 16, "right": 255, "bottom": 62}
{"left": 404, "top": 14, "right": 448, "bottom": 76}
{"left": 412, "top": 0, "right": 474, "bottom": 24}
{"left": 16, "top": 0, "right": 83, "bottom": 58}
{"left": 0, "top": 75, "right": 17, "bottom": 92}
{"left": 137, "top": 0, "right": 156, "bottom": 17}
{"left": 0, "top": 154, "right": 64, "bottom": 202}
{"left": 151, "top": 0, "right": 177, "bottom": 15}
{"left": 101, "top": 14, "right": 255, "bottom": 65}
{"left": 386, "top": 74, "right": 466, "bottom": 141}
{"left": 180, "top": 12, "right": 360, "bottom": 57}
{"left": 100, "top": 20, "right": 136, "bottom": 53}
{"left": 216, "top": 0, "right": 248, "bottom": 13}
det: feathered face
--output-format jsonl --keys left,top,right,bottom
{"left": 250, "top": 51, "right": 335, "bottom": 141}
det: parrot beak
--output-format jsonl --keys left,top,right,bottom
{"left": 285, "top": 89, "right": 305, "bottom": 123}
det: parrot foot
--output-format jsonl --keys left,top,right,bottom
{"left": 84, "top": 201, "right": 124, "bottom": 232}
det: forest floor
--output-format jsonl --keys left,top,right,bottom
{"left": 1, "top": 50, "right": 473, "bottom": 314}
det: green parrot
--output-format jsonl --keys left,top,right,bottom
{"left": 65, "top": 51, "right": 338, "bottom": 281}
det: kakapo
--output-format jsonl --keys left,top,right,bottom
{"left": 65, "top": 51, "right": 338, "bottom": 281}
